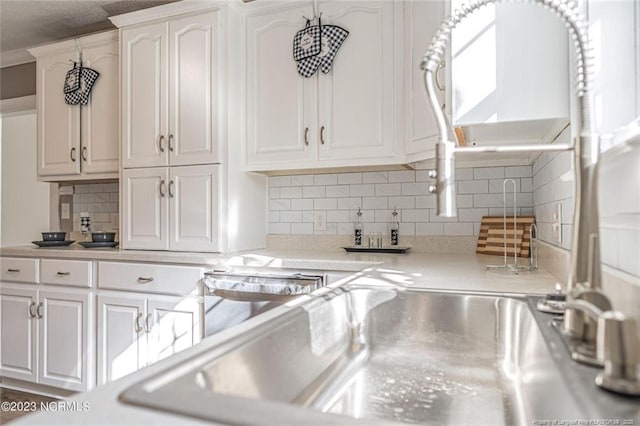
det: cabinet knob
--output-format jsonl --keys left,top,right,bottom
{"left": 70, "top": 147, "right": 77, "bottom": 162}
{"left": 320, "top": 126, "right": 326, "bottom": 145}
{"left": 144, "top": 313, "right": 152, "bottom": 333}
{"left": 159, "top": 180, "right": 166, "bottom": 198}
{"left": 134, "top": 312, "right": 143, "bottom": 332}
{"left": 28, "top": 302, "right": 36, "bottom": 319}
{"left": 7, "top": 268, "right": 20, "bottom": 273}
{"left": 81, "top": 146, "right": 88, "bottom": 162}
{"left": 137, "top": 276, "right": 154, "bottom": 283}
{"left": 168, "top": 180, "right": 175, "bottom": 198}
{"left": 304, "top": 127, "right": 309, "bottom": 146}
{"left": 36, "top": 302, "right": 44, "bottom": 319}
{"left": 168, "top": 134, "right": 175, "bottom": 152}
{"left": 56, "top": 271, "right": 71, "bottom": 276}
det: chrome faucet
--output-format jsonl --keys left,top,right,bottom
{"left": 421, "top": 0, "right": 640, "bottom": 395}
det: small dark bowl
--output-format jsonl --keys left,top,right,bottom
{"left": 91, "top": 232, "right": 116, "bottom": 243}
{"left": 42, "top": 232, "right": 66, "bottom": 241}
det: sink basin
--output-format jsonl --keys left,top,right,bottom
{"left": 120, "top": 285, "right": 639, "bottom": 424}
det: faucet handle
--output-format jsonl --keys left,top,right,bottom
{"left": 595, "top": 311, "right": 640, "bottom": 395}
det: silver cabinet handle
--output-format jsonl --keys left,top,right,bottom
{"left": 81, "top": 146, "right": 88, "bottom": 162}
{"left": 304, "top": 127, "right": 309, "bottom": 146}
{"left": 168, "top": 180, "right": 174, "bottom": 198}
{"left": 70, "top": 147, "right": 77, "bottom": 162}
{"left": 36, "top": 302, "right": 43, "bottom": 319}
{"left": 168, "top": 134, "right": 174, "bottom": 152}
{"left": 56, "top": 271, "right": 71, "bottom": 276}
{"left": 159, "top": 180, "right": 166, "bottom": 197}
{"left": 28, "top": 302, "right": 36, "bottom": 319}
{"left": 134, "top": 312, "right": 143, "bottom": 332}
{"left": 137, "top": 276, "right": 154, "bottom": 283}
{"left": 320, "top": 126, "right": 326, "bottom": 145}
{"left": 7, "top": 268, "right": 20, "bottom": 273}
{"left": 144, "top": 313, "right": 152, "bottom": 333}
{"left": 158, "top": 135, "right": 165, "bottom": 153}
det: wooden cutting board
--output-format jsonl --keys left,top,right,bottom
{"left": 476, "top": 216, "right": 535, "bottom": 258}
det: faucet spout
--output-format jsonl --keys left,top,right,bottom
{"left": 422, "top": 0, "right": 602, "bottom": 293}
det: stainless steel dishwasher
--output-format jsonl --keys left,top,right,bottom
{"left": 202, "top": 271, "right": 324, "bottom": 338}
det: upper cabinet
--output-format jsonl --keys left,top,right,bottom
{"left": 448, "top": 0, "right": 570, "bottom": 145}
{"left": 121, "top": 12, "right": 219, "bottom": 168}
{"left": 28, "top": 31, "right": 119, "bottom": 181}
{"left": 243, "top": 0, "right": 403, "bottom": 172}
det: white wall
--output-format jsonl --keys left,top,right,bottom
{"left": 0, "top": 111, "right": 50, "bottom": 246}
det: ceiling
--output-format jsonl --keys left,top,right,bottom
{"left": 0, "top": 0, "right": 179, "bottom": 67}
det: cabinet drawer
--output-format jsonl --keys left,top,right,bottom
{"left": 98, "top": 262, "right": 203, "bottom": 295}
{"left": 0, "top": 257, "right": 39, "bottom": 283}
{"left": 40, "top": 259, "right": 92, "bottom": 288}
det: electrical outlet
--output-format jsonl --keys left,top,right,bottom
{"left": 551, "top": 203, "right": 562, "bottom": 244}
{"left": 314, "top": 212, "right": 327, "bottom": 231}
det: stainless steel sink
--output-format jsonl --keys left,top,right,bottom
{"left": 120, "top": 285, "right": 640, "bottom": 425}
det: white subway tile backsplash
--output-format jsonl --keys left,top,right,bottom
{"left": 505, "top": 166, "right": 532, "bottom": 178}
{"left": 474, "top": 167, "right": 504, "bottom": 179}
{"left": 350, "top": 184, "right": 375, "bottom": 197}
{"left": 375, "top": 183, "right": 401, "bottom": 196}
{"left": 291, "top": 175, "right": 314, "bottom": 186}
{"left": 326, "top": 185, "right": 350, "bottom": 198}
{"left": 363, "top": 197, "right": 388, "bottom": 209}
{"left": 489, "top": 178, "right": 520, "bottom": 194}
{"left": 521, "top": 177, "right": 533, "bottom": 192}
{"left": 337, "top": 173, "right": 362, "bottom": 185}
{"left": 268, "top": 165, "right": 534, "bottom": 237}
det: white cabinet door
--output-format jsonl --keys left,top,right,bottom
{"left": 81, "top": 41, "right": 120, "bottom": 174}
{"left": 38, "top": 288, "right": 92, "bottom": 391}
{"left": 122, "top": 168, "right": 170, "bottom": 250}
{"left": 0, "top": 286, "right": 38, "bottom": 382}
{"left": 146, "top": 296, "right": 201, "bottom": 365}
{"left": 122, "top": 22, "right": 169, "bottom": 168}
{"left": 169, "top": 165, "right": 220, "bottom": 252}
{"left": 245, "top": 3, "right": 317, "bottom": 167}
{"left": 404, "top": 0, "right": 446, "bottom": 160}
{"left": 97, "top": 295, "right": 146, "bottom": 385}
{"left": 36, "top": 52, "right": 81, "bottom": 176}
{"left": 317, "top": 1, "right": 397, "bottom": 162}
{"left": 169, "top": 12, "right": 220, "bottom": 166}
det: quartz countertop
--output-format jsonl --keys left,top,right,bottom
{"left": 8, "top": 249, "right": 560, "bottom": 425}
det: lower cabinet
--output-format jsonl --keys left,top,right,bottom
{"left": 97, "top": 293, "right": 201, "bottom": 385}
{"left": 0, "top": 285, "right": 94, "bottom": 392}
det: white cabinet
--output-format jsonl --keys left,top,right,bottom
{"left": 244, "top": 1, "right": 402, "bottom": 171}
{"left": 38, "top": 288, "right": 93, "bottom": 391}
{"left": 0, "top": 284, "right": 94, "bottom": 392}
{"left": 404, "top": 0, "right": 447, "bottom": 162}
{"left": 28, "top": 31, "right": 119, "bottom": 181}
{"left": 121, "top": 11, "right": 219, "bottom": 168}
{"left": 97, "top": 293, "right": 201, "bottom": 385}
{"left": 0, "top": 286, "right": 38, "bottom": 383}
{"left": 122, "top": 165, "right": 220, "bottom": 251}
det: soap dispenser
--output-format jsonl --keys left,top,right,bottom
{"left": 354, "top": 208, "right": 363, "bottom": 246}
{"left": 390, "top": 207, "right": 399, "bottom": 246}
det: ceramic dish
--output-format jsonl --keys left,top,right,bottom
{"left": 78, "top": 241, "right": 119, "bottom": 249}
{"left": 91, "top": 232, "right": 116, "bottom": 242}
{"left": 41, "top": 232, "right": 66, "bottom": 241}
{"left": 342, "top": 246, "right": 410, "bottom": 253}
{"left": 32, "top": 240, "right": 75, "bottom": 248}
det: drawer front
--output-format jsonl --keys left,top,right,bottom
{"left": 98, "top": 262, "right": 203, "bottom": 295}
{"left": 0, "top": 257, "right": 39, "bottom": 283}
{"left": 40, "top": 259, "right": 92, "bottom": 288}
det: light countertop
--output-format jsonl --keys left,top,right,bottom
{"left": 7, "top": 248, "right": 560, "bottom": 425}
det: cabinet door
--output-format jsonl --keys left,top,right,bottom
{"left": 97, "top": 295, "right": 146, "bottom": 385}
{"left": 38, "top": 288, "right": 92, "bottom": 391}
{"left": 81, "top": 40, "right": 120, "bottom": 174}
{"left": 122, "top": 168, "right": 170, "bottom": 250}
{"left": 317, "top": 1, "right": 397, "bottom": 162}
{"left": 169, "top": 12, "right": 220, "bottom": 166}
{"left": 36, "top": 52, "right": 81, "bottom": 176}
{"left": 169, "top": 165, "right": 220, "bottom": 252}
{"left": 404, "top": 0, "right": 446, "bottom": 160}
{"left": 122, "top": 22, "right": 169, "bottom": 168}
{"left": 146, "top": 296, "right": 201, "bottom": 366}
{"left": 245, "top": 3, "right": 317, "bottom": 168}
{"left": 0, "top": 286, "right": 38, "bottom": 382}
